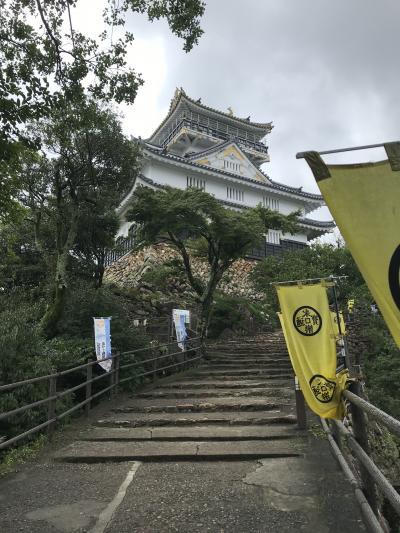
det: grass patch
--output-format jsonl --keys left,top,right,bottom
{"left": 0, "top": 434, "right": 48, "bottom": 477}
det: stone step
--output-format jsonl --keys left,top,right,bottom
{"left": 157, "top": 379, "right": 293, "bottom": 389}
{"left": 177, "top": 374, "right": 293, "bottom": 382}
{"left": 208, "top": 357, "right": 290, "bottom": 364}
{"left": 96, "top": 411, "right": 297, "bottom": 428}
{"left": 206, "top": 346, "right": 288, "bottom": 355}
{"left": 112, "top": 397, "right": 290, "bottom": 413}
{"left": 206, "top": 352, "right": 289, "bottom": 358}
{"left": 191, "top": 369, "right": 293, "bottom": 378}
{"left": 207, "top": 363, "right": 291, "bottom": 370}
{"left": 78, "top": 425, "right": 301, "bottom": 441}
{"left": 134, "top": 388, "right": 293, "bottom": 399}
{"left": 208, "top": 341, "right": 285, "bottom": 345}
{"left": 209, "top": 347, "right": 287, "bottom": 351}
{"left": 54, "top": 439, "right": 304, "bottom": 462}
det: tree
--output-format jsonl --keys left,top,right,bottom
{"left": 73, "top": 207, "right": 120, "bottom": 288}
{"left": 0, "top": 0, "right": 206, "bottom": 161}
{"left": 18, "top": 99, "right": 140, "bottom": 338}
{"left": 127, "top": 186, "right": 299, "bottom": 337}
{"left": 251, "top": 243, "right": 369, "bottom": 310}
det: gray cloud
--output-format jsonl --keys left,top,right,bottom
{"left": 125, "top": 0, "right": 400, "bottom": 204}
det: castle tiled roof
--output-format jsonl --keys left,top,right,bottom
{"left": 143, "top": 142, "right": 323, "bottom": 202}
{"left": 148, "top": 88, "right": 273, "bottom": 143}
{"left": 136, "top": 174, "right": 334, "bottom": 233}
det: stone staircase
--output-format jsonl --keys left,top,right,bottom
{"left": 55, "top": 332, "right": 306, "bottom": 462}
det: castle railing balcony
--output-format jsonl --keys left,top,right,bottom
{"left": 161, "top": 118, "right": 269, "bottom": 157}
{"left": 104, "top": 234, "right": 307, "bottom": 268}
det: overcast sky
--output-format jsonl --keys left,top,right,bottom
{"left": 75, "top": 0, "right": 399, "bottom": 226}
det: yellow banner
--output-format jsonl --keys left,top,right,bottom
{"left": 277, "top": 284, "right": 348, "bottom": 419}
{"left": 304, "top": 144, "right": 400, "bottom": 347}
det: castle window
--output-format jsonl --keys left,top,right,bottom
{"left": 187, "top": 176, "right": 206, "bottom": 190}
{"left": 266, "top": 230, "right": 281, "bottom": 245}
{"left": 263, "top": 196, "right": 279, "bottom": 211}
{"left": 227, "top": 186, "right": 244, "bottom": 202}
{"left": 223, "top": 160, "right": 242, "bottom": 173}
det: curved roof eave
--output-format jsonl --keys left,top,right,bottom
{"left": 147, "top": 89, "right": 273, "bottom": 143}
{"left": 143, "top": 145, "right": 324, "bottom": 203}
{"left": 119, "top": 174, "right": 334, "bottom": 238}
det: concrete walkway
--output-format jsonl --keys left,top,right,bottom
{"left": 1, "top": 333, "right": 366, "bottom": 532}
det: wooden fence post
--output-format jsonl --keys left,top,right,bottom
{"left": 295, "top": 377, "right": 307, "bottom": 430}
{"left": 110, "top": 356, "right": 115, "bottom": 399}
{"left": 153, "top": 348, "right": 158, "bottom": 384}
{"left": 47, "top": 373, "right": 57, "bottom": 439}
{"left": 349, "top": 380, "right": 379, "bottom": 514}
{"left": 85, "top": 360, "right": 92, "bottom": 417}
{"left": 114, "top": 353, "right": 120, "bottom": 395}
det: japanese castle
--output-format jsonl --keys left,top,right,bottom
{"left": 115, "top": 88, "right": 334, "bottom": 260}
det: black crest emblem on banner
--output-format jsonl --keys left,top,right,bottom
{"left": 389, "top": 245, "right": 400, "bottom": 311}
{"left": 293, "top": 306, "right": 322, "bottom": 336}
{"left": 309, "top": 374, "right": 336, "bottom": 403}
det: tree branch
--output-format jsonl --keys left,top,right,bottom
{"left": 168, "top": 231, "right": 203, "bottom": 296}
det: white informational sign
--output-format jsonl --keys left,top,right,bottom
{"left": 172, "top": 309, "right": 189, "bottom": 351}
{"left": 172, "top": 309, "right": 190, "bottom": 324}
{"left": 93, "top": 317, "right": 112, "bottom": 372}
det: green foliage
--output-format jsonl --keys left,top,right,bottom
{"left": 141, "top": 260, "right": 186, "bottom": 291}
{"left": 0, "top": 434, "right": 48, "bottom": 477}
{"left": 0, "top": 284, "right": 149, "bottom": 448}
{"left": 58, "top": 281, "right": 148, "bottom": 353}
{"left": 251, "top": 242, "right": 369, "bottom": 312}
{"left": 0, "top": 293, "right": 53, "bottom": 443}
{"left": 0, "top": 214, "right": 49, "bottom": 291}
{"left": 208, "top": 294, "right": 272, "bottom": 339}
{"left": 127, "top": 186, "right": 299, "bottom": 335}
{"left": 0, "top": 0, "right": 205, "bottom": 160}
{"left": 361, "top": 312, "right": 400, "bottom": 419}
{"left": 13, "top": 100, "right": 142, "bottom": 337}
{"left": 251, "top": 242, "right": 400, "bottom": 423}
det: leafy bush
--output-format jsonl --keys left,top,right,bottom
{"left": 361, "top": 312, "right": 400, "bottom": 419}
{"left": 207, "top": 294, "right": 273, "bottom": 338}
{"left": 251, "top": 243, "right": 400, "bottom": 423}
{"left": 58, "top": 280, "right": 149, "bottom": 353}
{"left": 141, "top": 259, "right": 187, "bottom": 291}
{"left": 0, "top": 283, "right": 152, "bottom": 450}
{"left": 251, "top": 243, "right": 369, "bottom": 312}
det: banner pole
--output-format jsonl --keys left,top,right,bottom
{"left": 271, "top": 275, "right": 347, "bottom": 286}
{"left": 296, "top": 143, "right": 385, "bottom": 159}
{"left": 331, "top": 280, "right": 348, "bottom": 370}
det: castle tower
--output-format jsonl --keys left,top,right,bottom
{"left": 114, "top": 89, "right": 334, "bottom": 260}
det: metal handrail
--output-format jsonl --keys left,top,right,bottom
{"left": 0, "top": 337, "right": 204, "bottom": 451}
{"left": 332, "top": 419, "right": 400, "bottom": 516}
{"left": 320, "top": 419, "right": 384, "bottom": 533}
{"left": 0, "top": 353, "right": 120, "bottom": 392}
{"left": 320, "top": 384, "right": 400, "bottom": 531}
{"left": 343, "top": 389, "right": 400, "bottom": 438}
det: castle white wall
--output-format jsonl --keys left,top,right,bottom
{"left": 146, "top": 159, "right": 305, "bottom": 213}
{"left": 117, "top": 157, "right": 315, "bottom": 242}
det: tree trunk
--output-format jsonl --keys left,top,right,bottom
{"left": 40, "top": 207, "right": 79, "bottom": 339}
{"left": 95, "top": 251, "right": 105, "bottom": 289}
{"left": 198, "top": 264, "right": 225, "bottom": 339}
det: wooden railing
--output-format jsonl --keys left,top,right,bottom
{"left": 321, "top": 383, "right": 400, "bottom": 532}
{"left": 104, "top": 234, "right": 136, "bottom": 266}
{"left": 161, "top": 118, "right": 269, "bottom": 156}
{"left": 0, "top": 337, "right": 203, "bottom": 452}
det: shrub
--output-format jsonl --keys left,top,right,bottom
{"left": 207, "top": 294, "right": 273, "bottom": 338}
{"left": 58, "top": 280, "right": 148, "bottom": 352}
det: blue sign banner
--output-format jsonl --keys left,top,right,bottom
{"left": 93, "top": 317, "right": 112, "bottom": 372}
{"left": 172, "top": 309, "right": 189, "bottom": 351}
